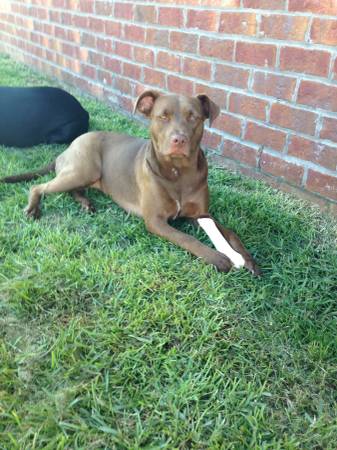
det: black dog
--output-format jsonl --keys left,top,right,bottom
{"left": 0, "top": 87, "right": 89, "bottom": 147}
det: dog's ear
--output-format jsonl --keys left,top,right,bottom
{"left": 196, "top": 94, "right": 220, "bottom": 127}
{"left": 133, "top": 90, "right": 161, "bottom": 116}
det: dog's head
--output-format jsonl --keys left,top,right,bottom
{"left": 134, "top": 91, "right": 219, "bottom": 163}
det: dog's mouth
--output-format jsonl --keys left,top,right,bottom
{"left": 165, "top": 144, "right": 190, "bottom": 159}
{"left": 168, "top": 151, "right": 187, "bottom": 159}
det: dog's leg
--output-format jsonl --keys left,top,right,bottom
{"left": 71, "top": 189, "right": 95, "bottom": 213}
{"left": 25, "top": 173, "right": 91, "bottom": 219}
{"left": 197, "top": 215, "right": 261, "bottom": 276}
{"left": 145, "top": 217, "right": 232, "bottom": 272}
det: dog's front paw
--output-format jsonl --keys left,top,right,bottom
{"left": 208, "top": 251, "right": 232, "bottom": 273}
{"left": 24, "top": 205, "right": 41, "bottom": 220}
{"left": 245, "top": 258, "right": 262, "bottom": 277}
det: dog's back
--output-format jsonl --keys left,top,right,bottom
{"left": 0, "top": 86, "right": 89, "bottom": 147}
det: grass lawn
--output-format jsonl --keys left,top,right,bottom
{"left": 0, "top": 53, "right": 337, "bottom": 449}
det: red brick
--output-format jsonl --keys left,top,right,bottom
{"left": 245, "top": 122, "right": 286, "bottom": 151}
{"left": 89, "top": 17, "right": 104, "bottom": 32}
{"left": 243, "top": 0, "right": 286, "bottom": 8}
{"left": 81, "top": 64, "right": 96, "bottom": 79}
{"left": 289, "top": 0, "right": 337, "bottom": 15}
{"left": 114, "top": 2, "right": 133, "bottom": 20}
{"left": 72, "top": 14, "right": 88, "bottom": 28}
{"left": 79, "top": 0, "right": 94, "bottom": 13}
{"left": 41, "top": 36, "right": 50, "bottom": 48}
{"left": 115, "top": 41, "right": 132, "bottom": 59}
{"left": 123, "top": 62, "right": 141, "bottom": 80}
{"left": 199, "top": 37, "right": 234, "bottom": 61}
{"left": 45, "top": 23, "right": 54, "bottom": 34}
{"left": 65, "top": 58, "right": 80, "bottom": 73}
{"left": 68, "top": 29, "right": 81, "bottom": 44}
{"left": 214, "top": 64, "right": 249, "bottom": 89}
{"left": 103, "top": 56, "right": 122, "bottom": 74}
{"left": 62, "top": 42, "right": 78, "bottom": 58}
{"left": 89, "top": 51, "right": 103, "bottom": 66}
{"left": 229, "top": 93, "right": 268, "bottom": 121}
{"left": 311, "top": 18, "right": 337, "bottom": 46}
{"left": 260, "top": 15, "right": 309, "bottom": 41}
{"left": 214, "top": 113, "right": 242, "bottom": 137}
{"left": 96, "top": 37, "right": 113, "bottom": 53}
{"left": 253, "top": 72, "right": 296, "bottom": 102}
{"left": 170, "top": 32, "right": 198, "bottom": 53}
{"left": 65, "top": 0, "right": 79, "bottom": 9}
{"left": 297, "top": 80, "right": 337, "bottom": 113}
{"left": 260, "top": 153, "right": 304, "bottom": 184}
{"left": 31, "top": 45, "right": 43, "bottom": 59}
{"left": 306, "top": 169, "right": 337, "bottom": 201}
{"left": 67, "top": 0, "right": 92, "bottom": 13}
{"left": 270, "top": 103, "right": 317, "bottom": 135}
{"left": 34, "top": 7, "right": 48, "bottom": 20}
{"left": 54, "top": 26, "right": 67, "bottom": 40}
{"left": 157, "top": 51, "right": 181, "bottom": 72}
{"left": 105, "top": 21, "right": 121, "bottom": 37}
{"left": 134, "top": 47, "right": 155, "bottom": 66}
{"left": 183, "top": 58, "right": 211, "bottom": 81}
{"left": 320, "top": 117, "right": 337, "bottom": 142}
{"left": 194, "top": 83, "right": 228, "bottom": 109}
{"left": 219, "top": 12, "right": 257, "bottom": 36}
{"left": 222, "top": 139, "right": 258, "bottom": 167}
{"left": 146, "top": 28, "right": 169, "bottom": 47}
{"left": 280, "top": 47, "right": 330, "bottom": 77}
{"left": 134, "top": 5, "right": 157, "bottom": 24}
{"left": 95, "top": 1, "right": 113, "bottom": 16}
{"left": 158, "top": 7, "right": 183, "bottom": 27}
{"left": 202, "top": 130, "right": 222, "bottom": 149}
{"left": 167, "top": 76, "right": 194, "bottom": 96}
{"left": 52, "top": 0, "right": 67, "bottom": 7}
{"left": 236, "top": 42, "right": 276, "bottom": 67}
{"left": 144, "top": 68, "right": 166, "bottom": 88}
{"left": 288, "top": 136, "right": 337, "bottom": 171}
{"left": 123, "top": 24, "right": 145, "bottom": 43}
{"left": 186, "top": 10, "right": 219, "bottom": 32}
{"left": 115, "top": 77, "right": 134, "bottom": 96}
{"left": 32, "top": 21, "right": 44, "bottom": 33}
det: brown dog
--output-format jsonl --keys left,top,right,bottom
{"left": 1, "top": 91, "right": 260, "bottom": 275}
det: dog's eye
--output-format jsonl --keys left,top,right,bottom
{"left": 187, "top": 112, "right": 197, "bottom": 122}
{"left": 159, "top": 114, "right": 169, "bottom": 122}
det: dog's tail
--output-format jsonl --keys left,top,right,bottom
{"left": 0, "top": 161, "right": 56, "bottom": 183}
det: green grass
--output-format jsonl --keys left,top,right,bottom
{"left": 0, "top": 53, "right": 337, "bottom": 449}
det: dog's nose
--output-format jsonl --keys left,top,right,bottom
{"left": 171, "top": 134, "right": 188, "bottom": 146}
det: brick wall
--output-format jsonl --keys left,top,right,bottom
{"left": 0, "top": 0, "right": 337, "bottom": 213}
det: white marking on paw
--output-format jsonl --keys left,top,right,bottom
{"left": 197, "top": 217, "right": 245, "bottom": 268}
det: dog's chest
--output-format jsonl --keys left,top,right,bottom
{"left": 156, "top": 163, "right": 208, "bottom": 220}
{"left": 169, "top": 184, "right": 203, "bottom": 219}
